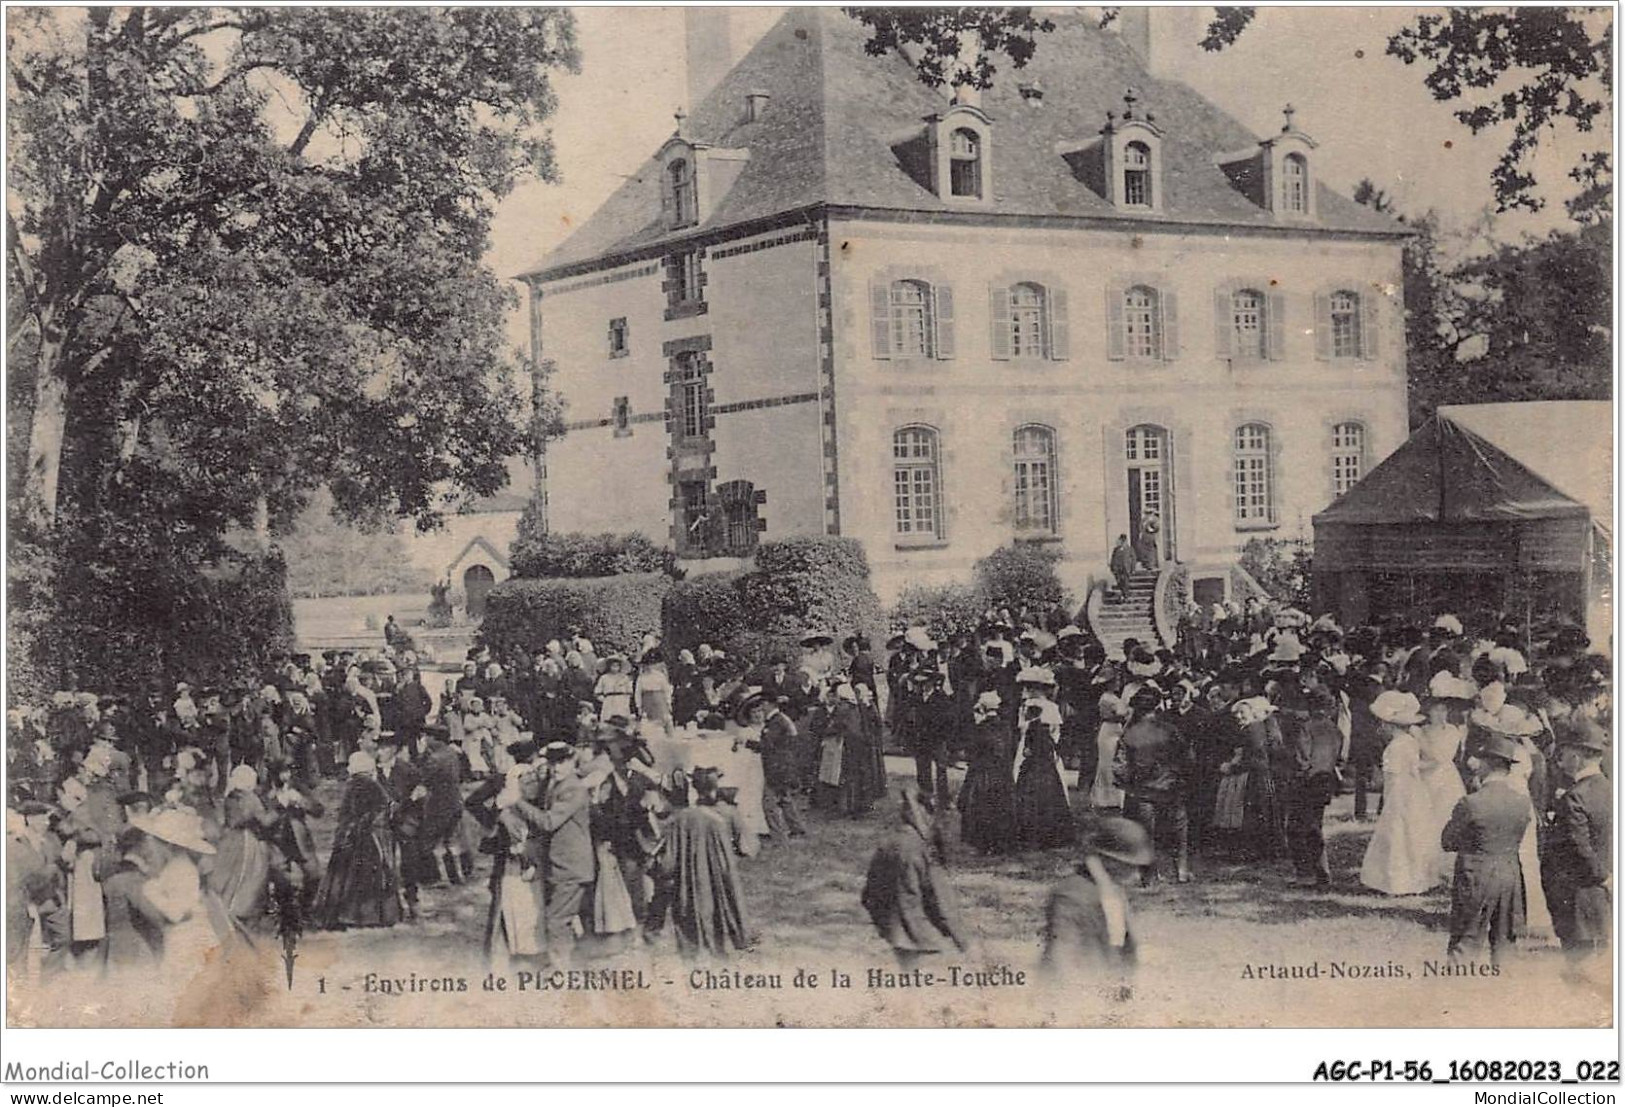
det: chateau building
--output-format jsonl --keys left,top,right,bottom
{"left": 519, "top": 8, "right": 1411, "bottom": 604}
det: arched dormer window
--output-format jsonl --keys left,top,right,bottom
{"left": 949, "top": 128, "right": 982, "bottom": 199}
{"left": 1124, "top": 141, "right": 1152, "bottom": 207}
{"left": 927, "top": 105, "right": 992, "bottom": 206}
{"left": 1283, "top": 153, "right": 1308, "bottom": 214}
{"left": 668, "top": 158, "right": 696, "bottom": 227}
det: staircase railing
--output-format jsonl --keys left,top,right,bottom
{"left": 1151, "top": 562, "right": 1187, "bottom": 650}
{"left": 1083, "top": 579, "right": 1106, "bottom": 643}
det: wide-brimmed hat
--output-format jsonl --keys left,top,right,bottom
{"left": 903, "top": 626, "right": 936, "bottom": 652}
{"left": 1231, "top": 696, "right": 1277, "bottom": 727}
{"left": 1428, "top": 672, "right": 1478, "bottom": 703}
{"left": 974, "top": 690, "right": 1002, "bottom": 712}
{"left": 1085, "top": 816, "right": 1154, "bottom": 866}
{"left": 1556, "top": 716, "right": 1609, "bottom": 754}
{"left": 1475, "top": 734, "right": 1522, "bottom": 765}
{"left": 130, "top": 809, "right": 216, "bottom": 855}
{"left": 1370, "top": 690, "right": 1425, "bottom": 727}
{"left": 541, "top": 741, "right": 577, "bottom": 763}
{"left": 346, "top": 751, "right": 376, "bottom": 776}
{"left": 799, "top": 631, "right": 835, "bottom": 648}
{"left": 1470, "top": 704, "right": 1543, "bottom": 738}
{"left": 1016, "top": 666, "right": 1056, "bottom": 688}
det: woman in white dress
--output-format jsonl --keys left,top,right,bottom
{"left": 1472, "top": 698, "right": 1554, "bottom": 942}
{"left": 1089, "top": 688, "right": 1131, "bottom": 810}
{"left": 1359, "top": 691, "right": 1438, "bottom": 894}
{"left": 1416, "top": 673, "right": 1475, "bottom": 886}
{"left": 127, "top": 808, "right": 225, "bottom": 982}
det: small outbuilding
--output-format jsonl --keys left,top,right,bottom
{"left": 1312, "top": 402, "right": 1610, "bottom": 646}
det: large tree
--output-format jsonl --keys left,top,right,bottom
{"left": 845, "top": 6, "right": 1612, "bottom": 220}
{"left": 8, "top": 7, "right": 579, "bottom": 537}
{"left": 8, "top": 8, "right": 578, "bottom": 693}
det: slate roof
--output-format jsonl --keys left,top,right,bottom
{"left": 524, "top": 8, "right": 1406, "bottom": 280}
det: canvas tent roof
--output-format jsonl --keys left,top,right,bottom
{"left": 1313, "top": 403, "right": 1610, "bottom": 534}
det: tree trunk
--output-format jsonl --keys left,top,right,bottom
{"left": 24, "top": 330, "right": 69, "bottom": 529}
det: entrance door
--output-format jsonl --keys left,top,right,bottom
{"left": 463, "top": 564, "right": 496, "bottom": 621}
{"left": 1125, "top": 425, "right": 1174, "bottom": 563}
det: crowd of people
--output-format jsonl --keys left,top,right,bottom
{"left": 5, "top": 591, "right": 1613, "bottom": 990}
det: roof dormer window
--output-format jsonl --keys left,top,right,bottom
{"left": 669, "top": 158, "right": 697, "bottom": 227}
{"left": 949, "top": 129, "right": 982, "bottom": 199}
{"left": 1124, "top": 141, "right": 1152, "bottom": 207}
{"left": 1283, "top": 153, "right": 1308, "bottom": 214}
{"left": 926, "top": 103, "right": 993, "bottom": 207}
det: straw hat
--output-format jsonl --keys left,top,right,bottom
{"left": 1370, "top": 690, "right": 1425, "bottom": 727}
{"left": 1470, "top": 704, "right": 1543, "bottom": 738}
{"left": 1016, "top": 666, "right": 1056, "bottom": 688}
{"left": 346, "top": 751, "right": 377, "bottom": 776}
{"left": 1427, "top": 672, "right": 1478, "bottom": 703}
{"left": 1085, "top": 816, "right": 1154, "bottom": 866}
{"left": 130, "top": 809, "right": 216, "bottom": 855}
{"left": 1432, "top": 613, "right": 1464, "bottom": 637}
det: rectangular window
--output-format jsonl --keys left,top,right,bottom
{"left": 676, "top": 352, "right": 707, "bottom": 442}
{"left": 1124, "top": 288, "right": 1159, "bottom": 360}
{"left": 890, "top": 281, "right": 933, "bottom": 358}
{"left": 1332, "top": 422, "right": 1365, "bottom": 496}
{"left": 608, "top": 317, "right": 629, "bottom": 358}
{"left": 679, "top": 480, "right": 709, "bottom": 545}
{"left": 1330, "top": 291, "right": 1361, "bottom": 358}
{"left": 1233, "top": 424, "right": 1274, "bottom": 525}
{"left": 893, "top": 428, "right": 941, "bottom": 539}
{"left": 667, "top": 251, "right": 706, "bottom": 319}
{"left": 1232, "top": 291, "right": 1265, "bottom": 359}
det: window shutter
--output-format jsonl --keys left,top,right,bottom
{"left": 989, "top": 284, "right": 1012, "bottom": 360}
{"left": 1267, "top": 291, "right": 1287, "bottom": 360}
{"left": 1360, "top": 293, "right": 1380, "bottom": 360}
{"left": 1312, "top": 292, "right": 1332, "bottom": 360}
{"left": 1159, "top": 289, "right": 1180, "bottom": 360}
{"left": 1105, "top": 285, "right": 1126, "bottom": 361}
{"left": 1047, "top": 288, "right": 1070, "bottom": 360}
{"left": 870, "top": 281, "right": 892, "bottom": 360}
{"left": 1213, "top": 288, "right": 1233, "bottom": 359}
{"left": 933, "top": 283, "right": 955, "bottom": 359}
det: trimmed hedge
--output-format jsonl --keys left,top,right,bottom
{"left": 480, "top": 572, "right": 671, "bottom": 658}
{"left": 509, "top": 524, "right": 678, "bottom": 580}
{"left": 658, "top": 537, "right": 885, "bottom": 666}
{"left": 974, "top": 543, "right": 1069, "bottom": 616}
{"left": 889, "top": 581, "right": 984, "bottom": 642}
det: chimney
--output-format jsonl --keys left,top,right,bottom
{"left": 1113, "top": 6, "right": 1199, "bottom": 80}
{"left": 685, "top": 7, "right": 735, "bottom": 114}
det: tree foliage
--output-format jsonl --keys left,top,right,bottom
{"left": 509, "top": 518, "right": 679, "bottom": 580}
{"left": 1355, "top": 180, "right": 1612, "bottom": 424}
{"left": 279, "top": 488, "right": 432, "bottom": 598}
{"left": 7, "top": 8, "right": 579, "bottom": 694}
{"left": 846, "top": 6, "right": 1610, "bottom": 219}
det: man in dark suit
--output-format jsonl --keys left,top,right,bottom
{"left": 1285, "top": 687, "right": 1344, "bottom": 886}
{"left": 530, "top": 743, "right": 595, "bottom": 965}
{"left": 1441, "top": 735, "right": 1530, "bottom": 965}
{"left": 751, "top": 694, "right": 806, "bottom": 840}
{"left": 1544, "top": 720, "right": 1611, "bottom": 960}
{"left": 376, "top": 734, "right": 429, "bottom": 919}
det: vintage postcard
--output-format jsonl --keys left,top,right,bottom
{"left": 5, "top": 5, "right": 1613, "bottom": 1034}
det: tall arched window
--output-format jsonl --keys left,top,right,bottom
{"left": 1010, "top": 282, "right": 1046, "bottom": 357}
{"left": 1233, "top": 423, "right": 1274, "bottom": 525}
{"left": 1124, "top": 285, "right": 1160, "bottom": 360}
{"left": 1283, "top": 153, "right": 1309, "bottom": 213}
{"left": 1332, "top": 421, "right": 1366, "bottom": 496}
{"left": 889, "top": 280, "right": 934, "bottom": 358}
{"left": 1124, "top": 141, "right": 1152, "bottom": 207}
{"left": 949, "top": 128, "right": 982, "bottom": 199}
{"left": 893, "top": 426, "right": 943, "bottom": 539}
{"left": 1330, "top": 290, "right": 1362, "bottom": 358}
{"left": 1013, "top": 424, "right": 1058, "bottom": 534}
{"left": 1232, "top": 289, "right": 1266, "bottom": 359}
{"left": 668, "top": 159, "right": 696, "bottom": 226}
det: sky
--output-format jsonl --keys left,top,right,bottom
{"left": 485, "top": 2, "right": 1612, "bottom": 316}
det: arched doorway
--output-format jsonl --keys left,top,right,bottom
{"left": 1124, "top": 424, "right": 1175, "bottom": 563}
{"left": 463, "top": 564, "right": 496, "bottom": 621}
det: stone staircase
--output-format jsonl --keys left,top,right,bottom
{"left": 1090, "top": 570, "right": 1161, "bottom": 659}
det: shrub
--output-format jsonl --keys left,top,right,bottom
{"left": 662, "top": 573, "right": 751, "bottom": 656}
{"left": 889, "top": 581, "right": 984, "bottom": 642}
{"left": 974, "top": 543, "right": 1069, "bottom": 617}
{"left": 1239, "top": 536, "right": 1313, "bottom": 609}
{"left": 509, "top": 513, "right": 678, "bottom": 579}
{"left": 753, "top": 535, "right": 872, "bottom": 580}
{"left": 480, "top": 573, "right": 670, "bottom": 658}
